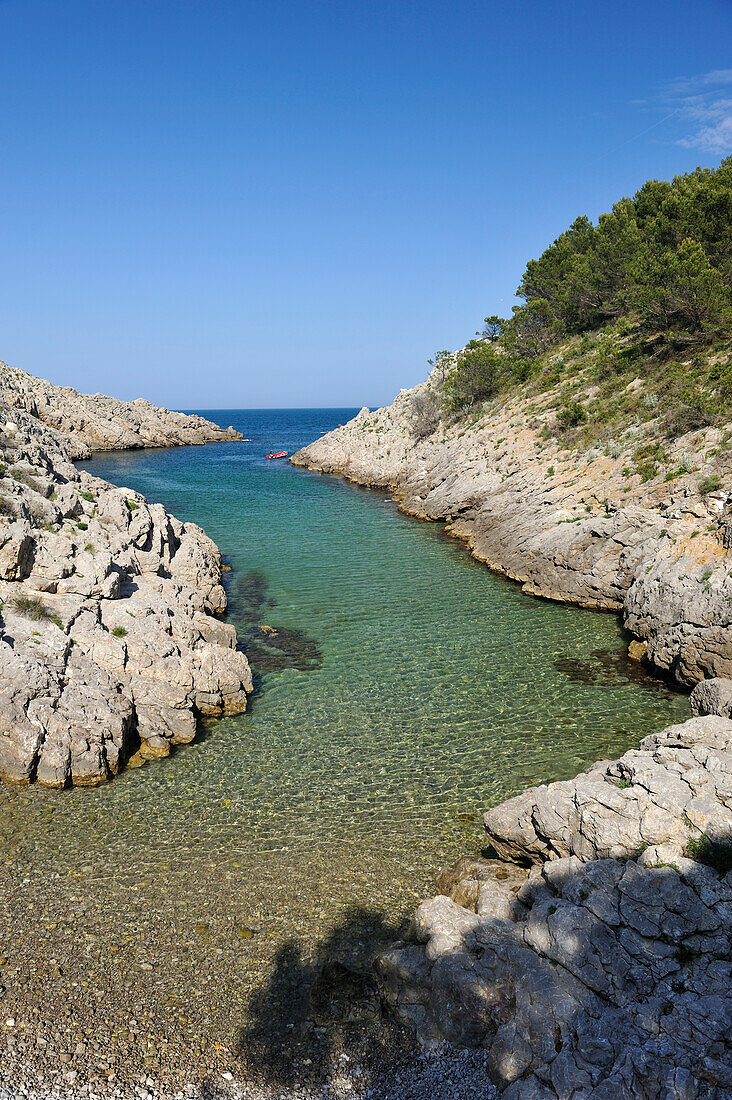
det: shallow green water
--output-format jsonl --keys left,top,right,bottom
{"left": 0, "top": 409, "right": 689, "bottom": 1081}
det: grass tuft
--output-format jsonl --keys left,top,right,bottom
{"left": 12, "top": 593, "right": 53, "bottom": 622}
{"left": 686, "top": 832, "right": 732, "bottom": 874}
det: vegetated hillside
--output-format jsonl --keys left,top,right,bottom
{"left": 430, "top": 158, "right": 732, "bottom": 461}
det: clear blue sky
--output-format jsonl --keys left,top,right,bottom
{"left": 1, "top": 0, "right": 730, "bottom": 409}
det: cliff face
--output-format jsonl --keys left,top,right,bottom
{"left": 293, "top": 368, "right": 732, "bottom": 687}
{"left": 0, "top": 360, "right": 242, "bottom": 455}
{"left": 0, "top": 374, "right": 251, "bottom": 789}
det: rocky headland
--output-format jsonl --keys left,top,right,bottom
{"left": 0, "top": 365, "right": 251, "bottom": 788}
{"left": 0, "top": 360, "right": 242, "bottom": 456}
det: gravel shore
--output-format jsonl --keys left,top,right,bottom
{"left": 0, "top": 1037, "right": 498, "bottom": 1100}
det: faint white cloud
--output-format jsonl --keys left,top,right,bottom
{"left": 661, "top": 70, "right": 732, "bottom": 153}
{"left": 666, "top": 69, "right": 732, "bottom": 95}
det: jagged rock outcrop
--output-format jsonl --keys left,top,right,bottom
{"left": 0, "top": 394, "right": 251, "bottom": 788}
{"left": 481, "top": 715, "right": 732, "bottom": 865}
{"left": 376, "top": 716, "right": 732, "bottom": 1098}
{"left": 0, "top": 360, "right": 242, "bottom": 454}
{"left": 293, "top": 372, "right": 732, "bottom": 686}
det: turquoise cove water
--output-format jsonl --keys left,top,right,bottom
{"left": 0, "top": 409, "right": 689, "bottom": 1080}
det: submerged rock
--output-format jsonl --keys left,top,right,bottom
{"left": 375, "top": 715, "right": 732, "bottom": 1098}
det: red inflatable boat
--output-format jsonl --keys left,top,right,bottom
{"left": 266, "top": 451, "right": 288, "bottom": 459}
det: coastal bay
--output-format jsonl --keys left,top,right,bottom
{"left": 2, "top": 6, "right": 730, "bottom": 1096}
{"left": 0, "top": 407, "right": 691, "bottom": 1096}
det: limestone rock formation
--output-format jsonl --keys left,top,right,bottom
{"left": 0, "top": 397, "right": 251, "bottom": 788}
{"left": 0, "top": 360, "right": 242, "bottom": 453}
{"left": 482, "top": 715, "right": 732, "bottom": 865}
{"left": 376, "top": 716, "right": 732, "bottom": 1098}
{"left": 690, "top": 677, "right": 732, "bottom": 720}
{"left": 293, "top": 371, "right": 732, "bottom": 687}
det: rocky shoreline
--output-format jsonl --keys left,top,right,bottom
{"left": 376, "top": 695, "right": 732, "bottom": 1098}
{"left": 0, "top": 361, "right": 242, "bottom": 456}
{"left": 0, "top": 365, "right": 251, "bottom": 787}
{"left": 292, "top": 369, "right": 732, "bottom": 687}
{"left": 2, "top": 359, "right": 731, "bottom": 1097}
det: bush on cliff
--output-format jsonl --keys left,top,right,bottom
{"left": 443, "top": 341, "right": 534, "bottom": 414}
{"left": 410, "top": 389, "right": 442, "bottom": 438}
{"left": 440, "top": 158, "right": 732, "bottom": 438}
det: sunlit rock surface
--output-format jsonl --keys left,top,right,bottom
{"left": 0, "top": 359, "right": 242, "bottom": 454}
{"left": 293, "top": 370, "right": 732, "bottom": 687}
{"left": 0, "top": 385, "right": 251, "bottom": 787}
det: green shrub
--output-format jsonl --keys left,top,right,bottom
{"left": 111, "top": 625, "right": 128, "bottom": 637}
{"left": 633, "top": 441, "right": 669, "bottom": 482}
{"left": 557, "top": 399, "right": 587, "bottom": 429}
{"left": 80, "top": 491, "right": 95, "bottom": 502}
{"left": 126, "top": 498, "right": 140, "bottom": 511}
{"left": 699, "top": 474, "right": 722, "bottom": 494}
{"left": 443, "top": 342, "right": 509, "bottom": 413}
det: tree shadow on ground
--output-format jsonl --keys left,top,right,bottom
{"left": 233, "top": 907, "right": 416, "bottom": 1089}
{"left": 232, "top": 905, "right": 497, "bottom": 1099}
